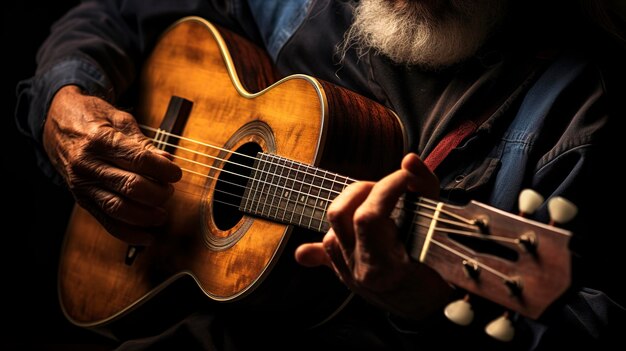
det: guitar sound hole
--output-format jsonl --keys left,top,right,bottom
{"left": 213, "top": 142, "right": 261, "bottom": 230}
{"left": 448, "top": 233, "right": 519, "bottom": 262}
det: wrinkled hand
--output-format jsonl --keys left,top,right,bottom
{"left": 296, "top": 153, "right": 452, "bottom": 320}
{"left": 43, "top": 85, "right": 182, "bottom": 245}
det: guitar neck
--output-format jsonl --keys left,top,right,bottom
{"left": 238, "top": 151, "right": 422, "bottom": 237}
{"left": 239, "top": 152, "right": 354, "bottom": 233}
{"left": 238, "top": 151, "right": 572, "bottom": 319}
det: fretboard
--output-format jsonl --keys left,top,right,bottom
{"left": 239, "top": 153, "right": 353, "bottom": 232}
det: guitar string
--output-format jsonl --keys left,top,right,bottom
{"left": 147, "top": 127, "right": 469, "bottom": 225}
{"left": 170, "top": 152, "right": 340, "bottom": 208}
{"left": 177, "top": 165, "right": 352, "bottom": 231}
{"left": 175, "top": 169, "right": 516, "bottom": 245}
{"left": 174, "top": 160, "right": 478, "bottom": 234}
{"left": 183, "top": 180, "right": 521, "bottom": 283}
{"left": 143, "top": 126, "right": 481, "bottom": 229}
{"left": 146, "top": 130, "right": 353, "bottom": 216}
{"left": 413, "top": 227, "right": 518, "bottom": 283}
{"left": 412, "top": 221, "right": 521, "bottom": 244}
{"left": 172, "top": 171, "right": 332, "bottom": 227}
{"left": 417, "top": 239, "right": 517, "bottom": 282}
{"left": 175, "top": 172, "right": 523, "bottom": 280}
{"left": 142, "top": 124, "right": 352, "bottom": 197}
{"left": 144, "top": 127, "right": 532, "bottom": 244}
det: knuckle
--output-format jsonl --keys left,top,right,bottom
{"left": 139, "top": 137, "right": 155, "bottom": 150}
{"left": 325, "top": 204, "right": 343, "bottom": 224}
{"left": 65, "top": 160, "right": 94, "bottom": 192}
{"left": 109, "top": 110, "right": 133, "bottom": 126}
{"left": 121, "top": 174, "right": 139, "bottom": 196}
{"left": 130, "top": 148, "right": 148, "bottom": 168}
{"left": 354, "top": 267, "right": 381, "bottom": 291}
{"left": 353, "top": 207, "right": 378, "bottom": 228}
{"left": 101, "top": 194, "right": 123, "bottom": 217}
{"left": 65, "top": 172, "right": 82, "bottom": 193}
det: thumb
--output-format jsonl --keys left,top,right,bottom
{"left": 401, "top": 153, "right": 439, "bottom": 199}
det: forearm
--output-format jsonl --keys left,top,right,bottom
{"left": 15, "top": 0, "right": 259, "bottom": 182}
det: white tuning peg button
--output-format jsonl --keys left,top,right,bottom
{"left": 485, "top": 313, "right": 515, "bottom": 342}
{"left": 444, "top": 295, "right": 474, "bottom": 326}
{"left": 548, "top": 196, "right": 578, "bottom": 225}
{"left": 518, "top": 189, "right": 544, "bottom": 215}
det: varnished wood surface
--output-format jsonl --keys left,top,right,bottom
{"left": 420, "top": 200, "right": 571, "bottom": 319}
{"left": 58, "top": 17, "right": 405, "bottom": 332}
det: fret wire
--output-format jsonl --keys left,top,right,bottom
{"left": 253, "top": 154, "right": 271, "bottom": 215}
{"left": 266, "top": 153, "right": 353, "bottom": 197}
{"left": 244, "top": 155, "right": 345, "bottom": 215}
{"left": 269, "top": 155, "right": 285, "bottom": 220}
{"left": 291, "top": 161, "right": 306, "bottom": 225}
{"left": 281, "top": 158, "right": 296, "bottom": 222}
{"left": 260, "top": 155, "right": 276, "bottom": 217}
{"left": 289, "top": 158, "right": 305, "bottom": 222}
{"left": 318, "top": 169, "right": 334, "bottom": 232}
{"left": 240, "top": 196, "right": 325, "bottom": 232}
{"left": 297, "top": 163, "right": 310, "bottom": 227}
{"left": 307, "top": 167, "right": 320, "bottom": 229}
{"left": 263, "top": 154, "right": 275, "bottom": 216}
{"left": 272, "top": 154, "right": 290, "bottom": 220}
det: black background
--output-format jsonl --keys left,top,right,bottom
{"left": 3, "top": 1, "right": 113, "bottom": 349}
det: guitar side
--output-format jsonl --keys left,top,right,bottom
{"left": 58, "top": 17, "right": 406, "bottom": 336}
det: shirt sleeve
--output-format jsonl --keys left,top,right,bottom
{"left": 14, "top": 0, "right": 261, "bottom": 182}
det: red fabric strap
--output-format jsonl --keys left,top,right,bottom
{"left": 423, "top": 120, "right": 478, "bottom": 172}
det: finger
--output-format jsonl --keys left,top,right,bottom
{"left": 326, "top": 181, "right": 374, "bottom": 257}
{"left": 80, "top": 186, "right": 168, "bottom": 228}
{"left": 363, "top": 153, "right": 436, "bottom": 218}
{"left": 295, "top": 242, "right": 332, "bottom": 268}
{"left": 401, "top": 153, "right": 439, "bottom": 198}
{"left": 351, "top": 155, "right": 436, "bottom": 256}
{"left": 78, "top": 159, "right": 175, "bottom": 206}
{"left": 109, "top": 109, "right": 179, "bottom": 163}
{"left": 322, "top": 232, "right": 356, "bottom": 288}
{"left": 90, "top": 111, "right": 182, "bottom": 183}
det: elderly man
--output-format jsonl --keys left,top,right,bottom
{"left": 16, "top": 0, "right": 625, "bottom": 349}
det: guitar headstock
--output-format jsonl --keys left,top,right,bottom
{"left": 410, "top": 192, "right": 573, "bottom": 323}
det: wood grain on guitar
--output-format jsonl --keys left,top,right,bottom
{"left": 57, "top": 16, "right": 572, "bottom": 338}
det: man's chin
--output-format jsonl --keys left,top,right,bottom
{"left": 341, "top": 0, "right": 506, "bottom": 69}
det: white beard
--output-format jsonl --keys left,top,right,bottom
{"left": 340, "top": 0, "right": 508, "bottom": 70}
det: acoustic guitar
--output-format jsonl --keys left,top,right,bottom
{"left": 58, "top": 16, "right": 572, "bottom": 339}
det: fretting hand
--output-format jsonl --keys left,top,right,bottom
{"left": 296, "top": 153, "right": 452, "bottom": 320}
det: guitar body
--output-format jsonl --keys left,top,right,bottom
{"left": 58, "top": 17, "right": 406, "bottom": 336}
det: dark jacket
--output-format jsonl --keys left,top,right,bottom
{"left": 15, "top": 0, "right": 626, "bottom": 349}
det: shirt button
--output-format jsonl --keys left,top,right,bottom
{"left": 454, "top": 175, "right": 465, "bottom": 183}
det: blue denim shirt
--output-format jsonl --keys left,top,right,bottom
{"left": 15, "top": 0, "right": 625, "bottom": 349}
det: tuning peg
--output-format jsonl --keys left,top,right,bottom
{"left": 518, "top": 189, "right": 544, "bottom": 216}
{"left": 485, "top": 312, "right": 515, "bottom": 342}
{"left": 444, "top": 294, "right": 474, "bottom": 326}
{"left": 548, "top": 196, "right": 578, "bottom": 225}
